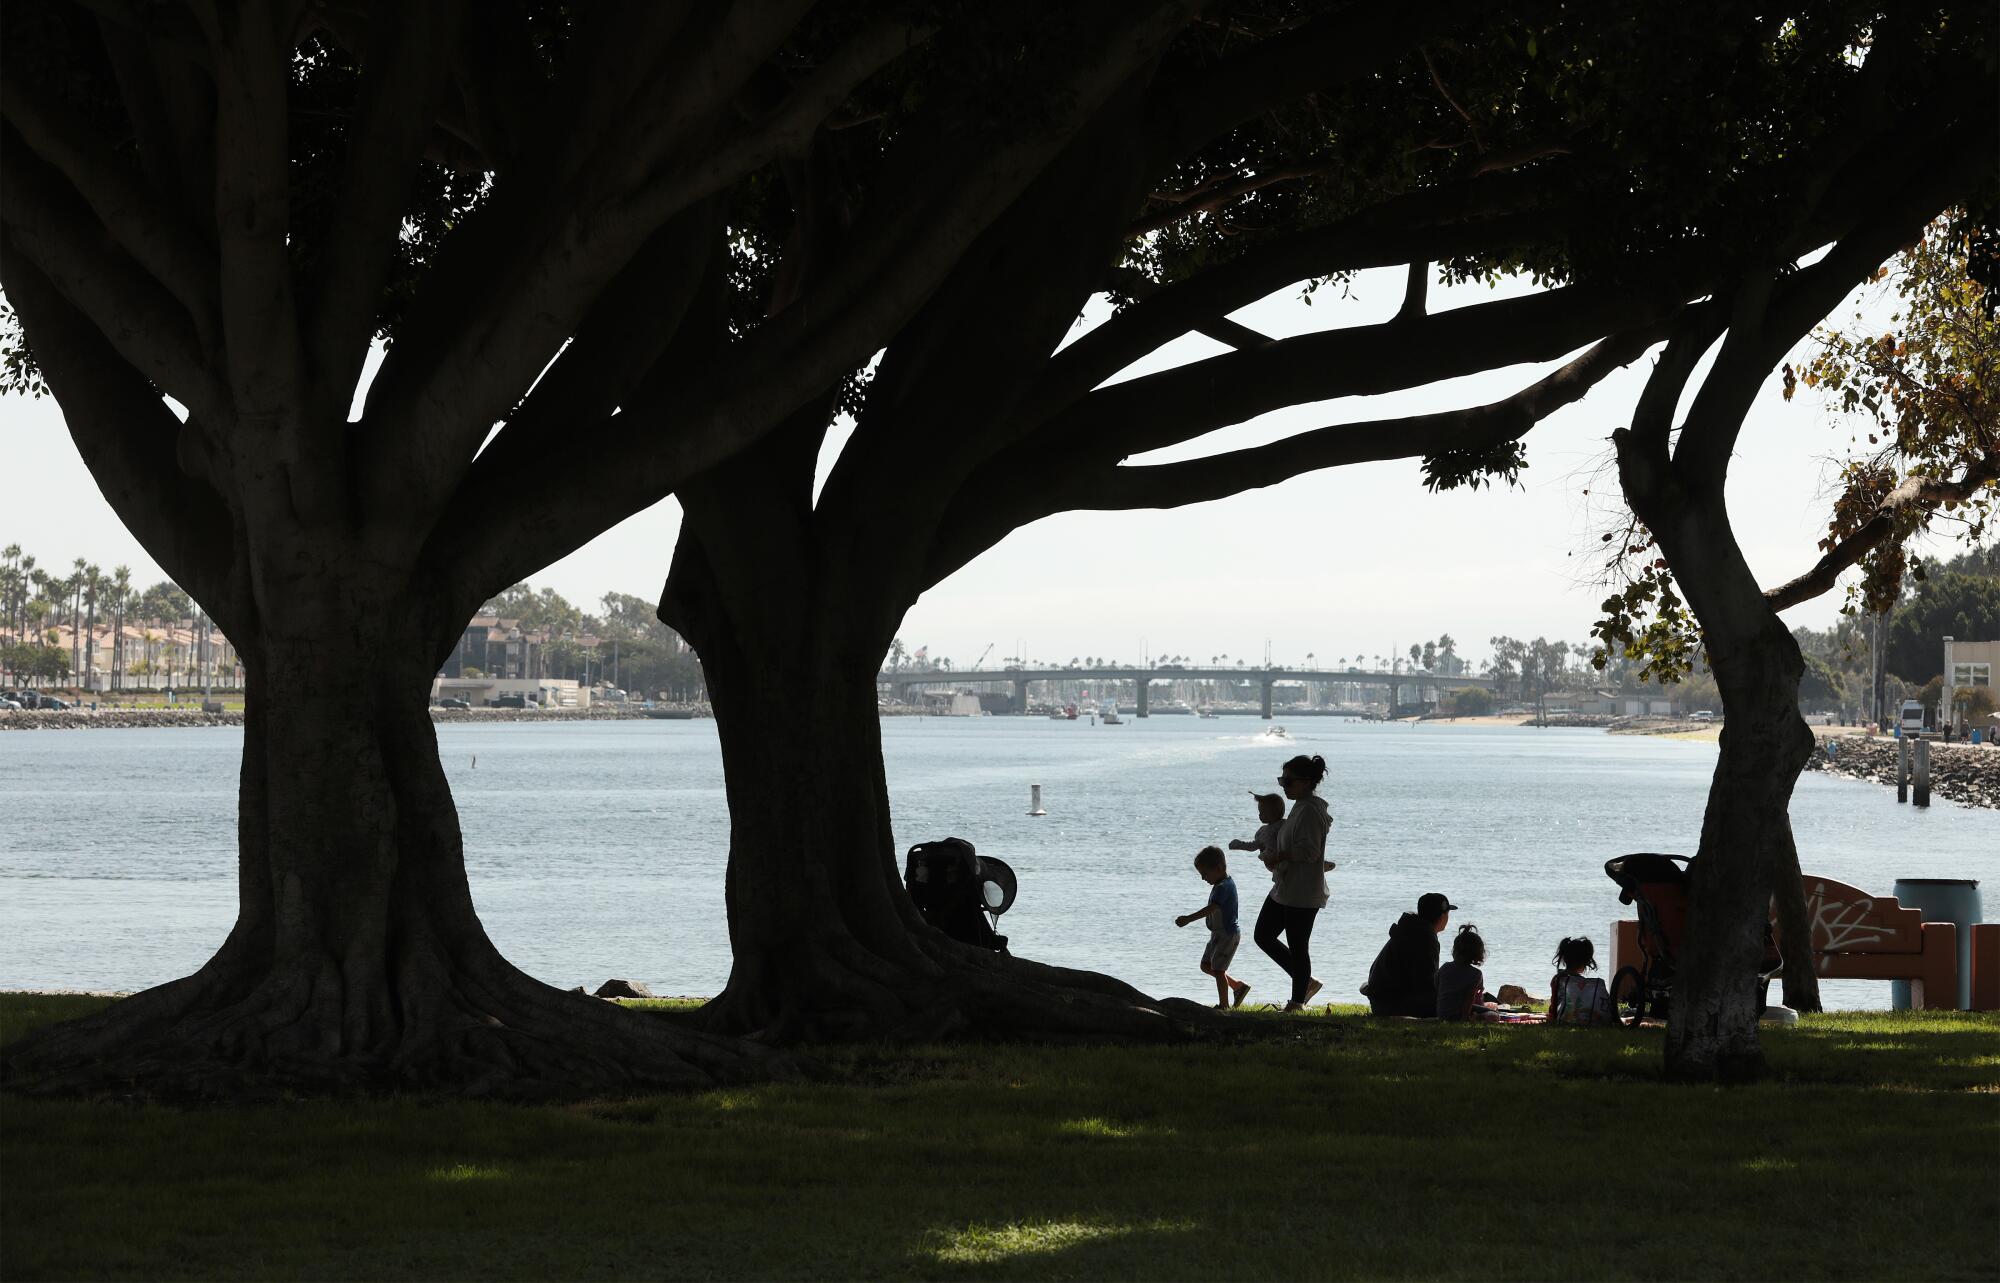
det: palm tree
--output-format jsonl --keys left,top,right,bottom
{"left": 80, "top": 564, "right": 102, "bottom": 693}
{"left": 22, "top": 599, "right": 50, "bottom": 685}
{"left": 66, "top": 558, "right": 86, "bottom": 685}
{"left": 110, "top": 566, "right": 132, "bottom": 692}
{"left": 0, "top": 544, "right": 18, "bottom": 647}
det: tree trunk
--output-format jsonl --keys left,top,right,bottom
{"left": 1628, "top": 475, "right": 1818, "bottom": 1081}
{"left": 1770, "top": 818, "right": 1823, "bottom": 1013}
{"left": 1664, "top": 612, "right": 1814, "bottom": 1080}
{"left": 5, "top": 591, "right": 784, "bottom": 1099}
{"left": 663, "top": 510, "right": 1205, "bottom": 1047}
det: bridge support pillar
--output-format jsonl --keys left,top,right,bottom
{"left": 1137, "top": 680, "right": 1150, "bottom": 718}
{"left": 1260, "top": 679, "right": 1274, "bottom": 720}
{"left": 1014, "top": 677, "right": 1029, "bottom": 714}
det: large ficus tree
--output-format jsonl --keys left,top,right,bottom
{"left": 1, "top": 0, "right": 1986, "bottom": 1094}
{"left": 0, "top": 0, "right": 1221, "bottom": 1095}
{"left": 657, "top": 1, "right": 1995, "bottom": 1087}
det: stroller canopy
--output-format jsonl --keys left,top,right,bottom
{"left": 1604, "top": 852, "right": 1692, "bottom": 906}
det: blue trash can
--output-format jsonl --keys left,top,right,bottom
{"left": 1890, "top": 878, "right": 1982, "bottom": 1010}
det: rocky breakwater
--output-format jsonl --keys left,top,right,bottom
{"left": 1805, "top": 735, "right": 2000, "bottom": 810}
{"left": 426, "top": 705, "right": 710, "bottom": 725}
{"left": 0, "top": 707, "right": 242, "bottom": 731}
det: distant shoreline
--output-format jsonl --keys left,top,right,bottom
{"left": 0, "top": 705, "right": 711, "bottom": 731}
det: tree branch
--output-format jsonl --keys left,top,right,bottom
{"left": 303, "top": 0, "right": 466, "bottom": 402}
{"left": 409, "top": 202, "right": 723, "bottom": 530}
{"left": 1674, "top": 117, "right": 1995, "bottom": 492}
{"left": 621, "top": 17, "right": 936, "bottom": 232}
{"left": 924, "top": 324, "right": 1666, "bottom": 586}
{"left": 1763, "top": 457, "right": 2000, "bottom": 612}
{"left": 438, "top": 1, "right": 1205, "bottom": 603}
{"left": 1105, "top": 266, "right": 1274, "bottom": 349}
{"left": 1037, "top": 277, "right": 1684, "bottom": 469}
{"left": 1024, "top": 174, "right": 1573, "bottom": 424}
{"left": 1096, "top": 328, "right": 1661, "bottom": 507}
{"left": 0, "top": 235, "right": 235, "bottom": 608}
{"left": 1396, "top": 259, "right": 1429, "bottom": 323}
{"left": 1125, "top": 162, "right": 1337, "bottom": 239}
{"left": 1147, "top": 1, "right": 1485, "bottom": 162}
{"left": 0, "top": 50, "right": 220, "bottom": 344}
{"left": 357, "top": 2, "right": 851, "bottom": 516}
{"left": 206, "top": 1, "right": 309, "bottom": 437}
{"left": 0, "top": 134, "right": 228, "bottom": 422}
{"left": 99, "top": 15, "right": 217, "bottom": 230}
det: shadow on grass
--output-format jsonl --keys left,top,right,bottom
{"left": 4, "top": 995, "right": 1997, "bottom": 1281}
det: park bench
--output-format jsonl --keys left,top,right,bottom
{"left": 1611, "top": 875, "right": 1991, "bottom": 1010}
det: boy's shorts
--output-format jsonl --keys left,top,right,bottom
{"left": 1201, "top": 930, "right": 1240, "bottom": 972}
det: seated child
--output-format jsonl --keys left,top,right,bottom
{"left": 1435, "top": 923, "right": 1500, "bottom": 1021}
{"left": 1548, "top": 936, "right": 1617, "bottom": 1025}
{"left": 1229, "top": 791, "right": 1334, "bottom": 880}
{"left": 1174, "top": 846, "right": 1250, "bottom": 1009}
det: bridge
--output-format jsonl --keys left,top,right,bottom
{"left": 875, "top": 665, "right": 1494, "bottom": 719}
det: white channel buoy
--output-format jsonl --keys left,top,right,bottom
{"left": 1027, "top": 783, "right": 1046, "bottom": 817}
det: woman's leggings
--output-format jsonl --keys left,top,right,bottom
{"left": 1254, "top": 895, "right": 1319, "bottom": 1003}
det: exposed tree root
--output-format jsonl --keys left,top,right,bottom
{"left": 3, "top": 956, "right": 796, "bottom": 1102}
{"left": 698, "top": 931, "right": 1238, "bottom": 1048}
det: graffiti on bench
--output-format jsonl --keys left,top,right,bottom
{"left": 1800, "top": 878, "right": 1923, "bottom": 974}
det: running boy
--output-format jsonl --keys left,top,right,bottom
{"left": 1175, "top": 846, "right": 1251, "bottom": 1009}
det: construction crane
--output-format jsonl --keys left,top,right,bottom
{"left": 973, "top": 642, "right": 994, "bottom": 670}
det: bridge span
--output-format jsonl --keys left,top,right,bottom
{"left": 876, "top": 666, "right": 1493, "bottom": 719}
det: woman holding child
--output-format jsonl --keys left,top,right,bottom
{"left": 1252, "top": 754, "right": 1333, "bottom": 1013}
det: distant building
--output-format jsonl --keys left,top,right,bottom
{"left": 1617, "top": 692, "right": 1681, "bottom": 717}
{"left": 35, "top": 622, "right": 242, "bottom": 691}
{"left": 440, "top": 616, "right": 540, "bottom": 680}
{"left": 918, "top": 690, "right": 983, "bottom": 716}
{"left": 1941, "top": 636, "right": 1996, "bottom": 727}
{"left": 432, "top": 676, "right": 588, "bottom": 708}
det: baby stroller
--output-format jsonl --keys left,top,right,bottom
{"left": 904, "top": 837, "right": 1017, "bottom": 952}
{"left": 1604, "top": 852, "right": 1781, "bottom": 1027}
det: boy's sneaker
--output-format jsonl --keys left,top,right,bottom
{"left": 1281, "top": 1000, "right": 1304, "bottom": 1013}
{"left": 1304, "top": 978, "right": 1324, "bottom": 1005}
{"left": 1231, "top": 981, "right": 1252, "bottom": 1008}
{"left": 1212, "top": 1002, "right": 1230, "bottom": 1011}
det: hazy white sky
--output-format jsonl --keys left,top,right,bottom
{"left": 4, "top": 264, "right": 1923, "bottom": 670}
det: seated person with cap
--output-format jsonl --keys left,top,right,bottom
{"left": 1362, "top": 892, "right": 1456, "bottom": 1017}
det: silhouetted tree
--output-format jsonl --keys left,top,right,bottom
{"left": 659, "top": 5, "right": 1993, "bottom": 1046}
{"left": 1602, "top": 188, "right": 1995, "bottom": 1077}
{"left": 2, "top": 0, "right": 1220, "bottom": 1094}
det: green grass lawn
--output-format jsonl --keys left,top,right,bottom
{"left": 4, "top": 994, "right": 1996, "bottom": 1281}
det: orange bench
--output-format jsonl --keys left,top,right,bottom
{"left": 1610, "top": 875, "right": 1972, "bottom": 1010}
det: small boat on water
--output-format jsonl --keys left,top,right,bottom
{"left": 647, "top": 708, "right": 697, "bottom": 720}
{"left": 1262, "top": 724, "right": 1290, "bottom": 739}
{"left": 1102, "top": 704, "right": 1123, "bottom": 725}
{"left": 1198, "top": 708, "right": 1219, "bottom": 720}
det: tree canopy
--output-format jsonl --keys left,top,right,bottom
{"left": 3, "top": 0, "right": 1994, "bottom": 1094}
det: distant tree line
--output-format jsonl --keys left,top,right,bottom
{"left": 1788, "top": 544, "right": 2000, "bottom": 721}
{"left": 479, "top": 583, "right": 706, "bottom": 702}
{"left": 1, "top": 543, "right": 206, "bottom": 689}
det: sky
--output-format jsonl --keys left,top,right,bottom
{"left": 2, "top": 262, "right": 1936, "bottom": 672}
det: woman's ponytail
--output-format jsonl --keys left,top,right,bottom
{"left": 1283, "top": 754, "right": 1328, "bottom": 788}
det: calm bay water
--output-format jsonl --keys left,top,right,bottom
{"left": 1, "top": 717, "right": 1992, "bottom": 1008}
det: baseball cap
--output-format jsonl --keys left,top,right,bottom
{"left": 1417, "top": 892, "right": 1459, "bottom": 918}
